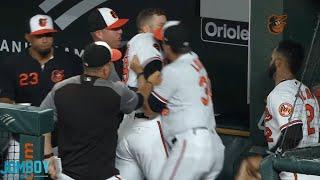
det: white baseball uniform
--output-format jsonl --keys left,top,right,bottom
{"left": 151, "top": 52, "right": 225, "bottom": 180}
{"left": 116, "top": 33, "right": 167, "bottom": 180}
{"left": 264, "top": 79, "right": 320, "bottom": 180}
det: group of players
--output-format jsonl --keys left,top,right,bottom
{"left": 0, "top": 5, "right": 319, "bottom": 180}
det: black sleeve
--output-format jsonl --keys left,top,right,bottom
{"left": 0, "top": 57, "right": 15, "bottom": 100}
{"left": 148, "top": 92, "right": 167, "bottom": 113}
{"left": 143, "top": 60, "right": 162, "bottom": 79}
{"left": 270, "top": 123, "right": 303, "bottom": 153}
{"left": 135, "top": 93, "right": 144, "bottom": 110}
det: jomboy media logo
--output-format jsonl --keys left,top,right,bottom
{"left": 201, "top": 17, "right": 249, "bottom": 46}
{"left": 1, "top": 160, "right": 49, "bottom": 178}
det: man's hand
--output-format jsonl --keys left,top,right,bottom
{"left": 148, "top": 71, "right": 162, "bottom": 86}
{"left": 47, "top": 157, "right": 57, "bottom": 179}
{"left": 130, "top": 55, "right": 144, "bottom": 74}
{"left": 0, "top": 97, "right": 15, "bottom": 104}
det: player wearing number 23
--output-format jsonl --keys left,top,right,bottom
{"left": 0, "top": 14, "right": 83, "bottom": 106}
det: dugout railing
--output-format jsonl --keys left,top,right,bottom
{"left": 0, "top": 103, "right": 54, "bottom": 180}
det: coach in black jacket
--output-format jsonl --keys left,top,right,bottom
{"left": 41, "top": 41, "right": 144, "bottom": 180}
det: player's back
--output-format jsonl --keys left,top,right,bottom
{"left": 270, "top": 80, "right": 319, "bottom": 147}
{"left": 160, "top": 52, "right": 215, "bottom": 136}
{"left": 268, "top": 80, "right": 320, "bottom": 180}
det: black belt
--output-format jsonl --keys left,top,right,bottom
{"left": 134, "top": 113, "right": 149, "bottom": 119}
{"left": 171, "top": 127, "right": 209, "bottom": 145}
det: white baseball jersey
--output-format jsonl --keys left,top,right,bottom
{"left": 152, "top": 52, "right": 216, "bottom": 138}
{"left": 265, "top": 79, "right": 320, "bottom": 180}
{"left": 116, "top": 33, "right": 167, "bottom": 180}
{"left": 122, "top": 33, "right": 163, "bottom": 87}
{"left": 264, "top": 79, "right": 319, "bottom": 150}
{"left": 152, "top": 52, "right": 224, "bottom": 180}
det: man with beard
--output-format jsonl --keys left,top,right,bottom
{"left": 0, "top": 14, "right": 83, "bottom": 106}
{"left": 0, "top": 15, "right": 83, "bottom": 177}
{"left": 236, "top": 40, "right": 320, "bottom": 180}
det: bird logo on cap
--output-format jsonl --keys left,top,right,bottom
{"left": 110, "top": 11, "right": 118, "bottom": 19}
{"left": 39, "top": 18, "right": 48, "bottom": 27}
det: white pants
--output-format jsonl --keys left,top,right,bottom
{"left": 159, "top": 128, "right": 225, "bottom": 180}
{"left": 57, "top": 173, "right": 124, "bottom": 180}
{"left": 280, "top": 172, "right": 320, "bottom": 180}
{"left": 116, "top": 114, "right": 167, "bottom": 180}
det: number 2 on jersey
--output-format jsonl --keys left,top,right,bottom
{"left": 305, "top": 104, "right": 315, "bottom": 135}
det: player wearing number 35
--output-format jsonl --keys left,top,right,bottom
{"left": 130, "top": 21, "right": 225, "bottom": 180}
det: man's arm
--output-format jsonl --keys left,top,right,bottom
{"left": 0, "top": 98, "right": 14, "bottom": 104}
{"left": 0, "top": 59, "right": 15, "bottom": 104}
{"left": 268, "top": 93, "right": 303, "bottom": 152}
{"left": 270, "top": 124, "right": 303, "bottom": 152}
{"left": 40, "top": 89, "right": 58, "bottom": 158}
{"left": 40, "top": 91, "right": 58, "bottom": 122}
{"left": 130, "top": 56, "right": 162, "bottom": 118}
{"left": 119, "top": 82, "right": 144, "bottom": 114}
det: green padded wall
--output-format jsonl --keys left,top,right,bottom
{"left": 250, "top": 0, "right": 284, "bottom": 146}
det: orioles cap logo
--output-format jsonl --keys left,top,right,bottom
{"left": 39, "top": 18, "right": 48, "bottom": 27}
{"left": 268, "top": 14, "right": 287, "bottom": 35}
{"left": 110, "top": 11, "right": 118, "bottom": 19}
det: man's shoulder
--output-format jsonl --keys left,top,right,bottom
{"left": 1, "top": 50, "right": 29, "bottom": 65}
{"left": 268, "top": 84, "right": 296, "bottom": 104}
{"left": 54, "top": 75, "right": 81, "bottom": 91}
{"left": 129, "top": 33, "right": 154, "bottom": 46}
{"left": 162, "top": 64, "right": 179, "bottom": 77}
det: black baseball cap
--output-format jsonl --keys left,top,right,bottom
{"left": 153, "top": 21, "right": 190, "bottom": 48}
{"left": 82, "top": 41, "right": 122, "bottom": 67}
{"left": 87, "top": 7, "right": 129, "bottom": 32}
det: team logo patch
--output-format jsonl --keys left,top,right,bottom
{"left": 278, "top": 103, "right": 293, "bottom": 117}
{"left": 110, "top": 11, "right": 118, "bottom": 19}
{"left": 264, "top": 108, "right": 272, "bottom": 121}
{"left": 268, "top": 14, "right": 287, "bottom": 35}
{"left": 39, "top": 18, "right": 48, "bottom": 27}
{"left": 51, "top": 70, "right": 65, "bottom": 83}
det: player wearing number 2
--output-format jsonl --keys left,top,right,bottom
{"left": 131, "top": 21, "right": 225, "bottom": 179}
{"left": 236, "top": 40, "right": 320, "bottom": 180}
{"left": 264, "top": 40, "right": 319, "bottom": 180}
